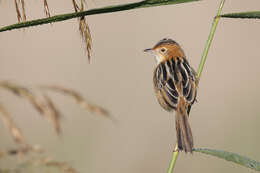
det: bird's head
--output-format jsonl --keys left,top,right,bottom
{"left": 144, "top": 38, "right": 185, "bottom": 64}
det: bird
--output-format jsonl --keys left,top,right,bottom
{"left": 144, "top": 38, "right": 198, "bottom": 153}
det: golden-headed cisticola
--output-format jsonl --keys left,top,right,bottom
{"left": 144, "top": 38, "right": 198, "bottom": 153}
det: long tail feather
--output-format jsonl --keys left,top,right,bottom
{"left": 176, "top": 98, "right": 193, "bottom": 153}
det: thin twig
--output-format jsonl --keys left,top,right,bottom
{"left": 167, "top": 145, "right": 179, "bottom": 173}
{"left": 197, "top": 0, "right": 226, "bottom": 79}
{"left": 0, "top": 0, "right": 200, "bottom": 32}
{"left": 167, "top": 0, "right": 226, "bottom": 172}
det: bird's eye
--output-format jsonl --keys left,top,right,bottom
{"left": 160, "top": 48, "right": 166, "bottom": 53}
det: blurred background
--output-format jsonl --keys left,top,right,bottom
{"left": 0, "top": 0, "right": 260, "bottom": 172}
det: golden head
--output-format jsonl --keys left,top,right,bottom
{"left": 144, "top": 38, "right": 185, "bottom": 64}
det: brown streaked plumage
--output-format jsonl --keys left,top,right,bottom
{"left": 144, "top": 38, "right": 198, "bottom": 153}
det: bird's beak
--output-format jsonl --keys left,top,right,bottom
{"left": 144, "top": 48, "right": 155, "bottom": 54}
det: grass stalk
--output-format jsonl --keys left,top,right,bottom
{"left": 0, "top": 0, "right": 199, "bottom": 33}
{"left": 197, "top": 0, "right": 225, "bottom": 79}
{"left": 167, "top": 145, "right": 179, "bottom": 173}
{"left": 167, "top": 0, "right": 225, "bottom": 172}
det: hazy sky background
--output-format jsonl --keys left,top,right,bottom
{"left": 0, "top": 0, "right": 260, "bottom": 172}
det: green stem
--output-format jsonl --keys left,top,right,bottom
{"left": 197, "top": 0, "right": 226, "bottom": 79}
{"left": 0, "top": 0, "right": 199, "bottom": 33}
{"left": 167, "top": 145, "right": 179, "bottom": 173}
{"left": 167, "top": 0, "right": 225, "bottom": 172}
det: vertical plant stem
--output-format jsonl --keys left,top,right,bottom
{"left": 167, "top": 0, "right": 225, "bottom": 172}
{"left": 197, "top": 0, "right": 226, "bottom": 79}
{"left": 167, "top": 145, "right": 179, "bottom": 173}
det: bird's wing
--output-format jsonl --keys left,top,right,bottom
{"left": 176, "top": 58, "right": 197, "bottom": 104}
{"left": 155, "top": 57, "right": 197, "bottom": 109}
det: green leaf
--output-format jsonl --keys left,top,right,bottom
{"left": 0, "top": 0, "right": 200, "bottom": 33}
{"left": 221, "top": 11, "right": 260, "bottom": 19}
{"left": 194, "top": 148, "right": 260, "bottom": 171}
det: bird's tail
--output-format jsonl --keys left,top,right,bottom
{"left": 175, "top": 98, "right": 193, "bottom": 153}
